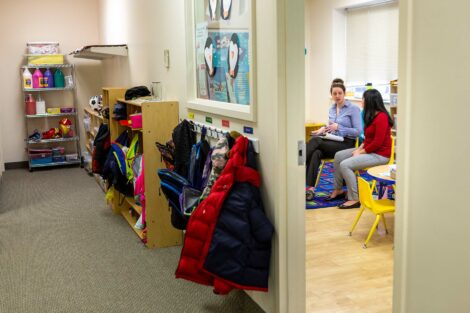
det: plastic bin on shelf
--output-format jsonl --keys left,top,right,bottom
{"left": 52, "top": 147, "right": 65, "bottom": 156}
{"left": 27, "top": 54, "right": 64, "bottom": 65}
{"left": 129, "top": 113, "right": 143, "bottom": 129}
{"left": 27, "top": 42, "right": 59, "bottom": 55}
{"left": 29, "top": 150, "right": 53, "bottom": 165}
{"left": 29, "top": 148, "right": 52, "bottom": 154}
{"left": 52, "top": 156, "right": 66, "bottom": 162}
{"left": 65, "top": 153, "right": 79, "bottom": 161}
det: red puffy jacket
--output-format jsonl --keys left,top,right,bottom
{"left": 175, "top": 136, "right": 267, "bottom": 294}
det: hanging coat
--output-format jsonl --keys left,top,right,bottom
{"left": 175, "top": 136, "right": 274, "bottom": 294}
{"left": 92, "top": 123, "right": 110, "bottom": 174}
{"left": 172, "top": 120, "right": 196, "bottom": 179}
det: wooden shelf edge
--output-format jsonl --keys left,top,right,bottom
{"left": 125, "top": 197, "right": 143, "bottom": 215}
{"left": 70, "top": 45, "right": 128, "bottom": 60}
{"left": 117, "top": 98, "right": 146, "bottom": 106}
{"left": 84, "top": 107, "right": 104, "bottom": 120}
{"left": 121, "top": 209, "right": 145, "bottom": 240}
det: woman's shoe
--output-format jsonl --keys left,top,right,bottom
{"left": 338, "top": 201, "right": 361, "bottom": 209}
{"left": 325, "top": 192, "right": 346, "bottom": 201}
{"left": 306, "top": 187, "right": 315, "bottom": 201}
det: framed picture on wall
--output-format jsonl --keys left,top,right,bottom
{"left": 186, "top": 0, "right": 256, "bottom": 122}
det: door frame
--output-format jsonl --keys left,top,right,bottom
{"left": 281, "top": 0, "right": 306, "bottom": 312}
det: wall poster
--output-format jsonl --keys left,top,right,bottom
{"left": 189, "top": 0, "right": 256, "bottom": 121}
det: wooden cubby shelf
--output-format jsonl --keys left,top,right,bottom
{"left": 105, "top": 92, "right": 182, "bottom": 248}
{"left": 121, "top": 209, "right": 145, "bottom": 240}
{"left": 125, "top": 197, "right": 142, "bottom": 215}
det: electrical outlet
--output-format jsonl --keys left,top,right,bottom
{"left": 164, "top": 49, "right": 170, "bottom": 68}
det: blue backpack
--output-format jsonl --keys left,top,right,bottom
{"left": 158, "top": 169, "right": 191, "bottom": 230}
{"left": 103, "top": 131, "right": 134, "bottom": 197}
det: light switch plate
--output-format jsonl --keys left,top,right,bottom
{"left": 164, "top": 49, "right": 170, "bottom": 68}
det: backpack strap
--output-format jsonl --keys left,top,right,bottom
{"left": 126, "top": 134, "right": 139, "bottom": 180}
{"left": 111, "top": 143, "right": 127, "bottom": 176}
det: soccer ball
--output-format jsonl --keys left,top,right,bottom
{"left": 89, "top": 95, "right": 102, "bottom": 111}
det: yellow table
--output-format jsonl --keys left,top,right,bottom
{"left": 305, "top": 123, "right": 325, "bottom": 141}
{"left": 367, "top": 164, "right": 396, "bottom": 197}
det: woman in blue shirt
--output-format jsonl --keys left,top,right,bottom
{"left": 306, "top": 78, "right": 362, "bottom": 199}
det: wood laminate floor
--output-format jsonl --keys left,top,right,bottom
{"left": 306, "top": 207, "right": 394, "bottom": 313}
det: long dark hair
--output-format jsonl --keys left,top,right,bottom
{"left": 363, "top": 89, "right": 394, "bottom": 128}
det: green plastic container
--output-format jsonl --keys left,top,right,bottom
{"left": 54, "top": 69, "right": 65, "bottom": 88}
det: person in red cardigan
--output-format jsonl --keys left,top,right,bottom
{"left": 327, "top": 89, "right": 394, "bottom": 209}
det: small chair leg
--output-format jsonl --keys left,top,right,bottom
{"left": 381, "top": 213, "right": 389, "bottom": 234}
{"left": 371, "top": 180, "right": 378, "bottom": 194}
{"left": 364, "top": 214, "right": 381, "bottom": 248}
{"left": 349, "top": 206, "right": 365, "bottom": 236}
{"left": 314, "top": 161, "right": 325, "bottom": 188}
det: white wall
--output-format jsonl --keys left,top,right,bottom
{"left": 304, "top": 0, "right": 388, "bottom": 123}
{"left": 0, "top": 0, "right": 102, "bottom": 163}
{"left": 98, "top": 1, "right": 305, "bottom": 312}
{"left": 98, "top": 0, "right": 187, "bottom": 102}
{"left": 394, "top": 0, "right": 470, "bottom": 312}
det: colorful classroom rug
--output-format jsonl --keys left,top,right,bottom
{"left": 306, "top": 162, "right": 395, "bottom": 209}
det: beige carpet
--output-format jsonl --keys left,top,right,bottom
{"left": 0, "top": 168, "right": 264, "bottom": 313}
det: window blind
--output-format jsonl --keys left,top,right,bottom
{"left": 345, "top": 2, "right": 399, "bottom": 84}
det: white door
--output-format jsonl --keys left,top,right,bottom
{"left": 394, "top": 0, "right": 470, "bottom": 312}
{"left": 284, "top": 0, "right": 306, "bottom": 312}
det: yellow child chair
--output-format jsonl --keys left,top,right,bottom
{"left": 314, "top": 158, "right": 333, "bottom": 187}
{"left": 349, "top": 177, "right": 395, "bottom": 248}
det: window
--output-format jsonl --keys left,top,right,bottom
{"left": 345, "top": 1, "right": 399, "bottom": 99}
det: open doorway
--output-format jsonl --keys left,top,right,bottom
{"left": 304, "top": 1, "right": 398, "bottom": 312}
